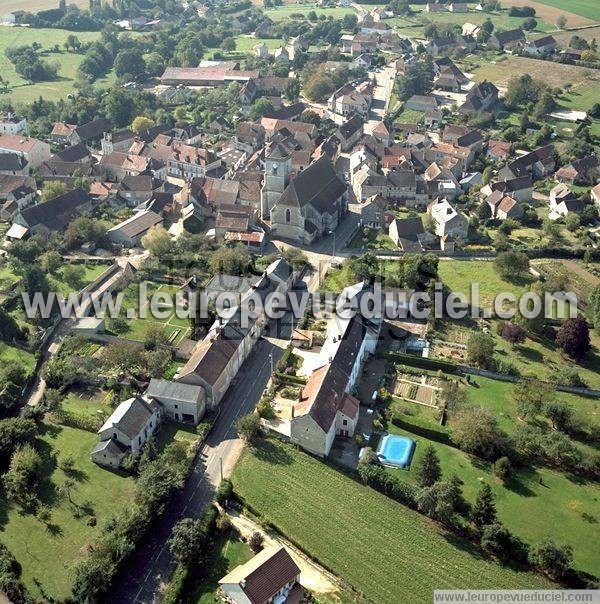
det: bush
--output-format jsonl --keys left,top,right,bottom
{"left": 493, "top": 456, "right": 512, "bottom": 482}
{"left": 391, "top": 414, "right": 452, "bottom": 446}
{"left": 451, "top": 406, "right": 509, "bottom": 460}
{"left": 358, "top": 463, "right": 418, "bottom": 508}
{"left": 216, "top": 479, "right": 233, "bottom": 505}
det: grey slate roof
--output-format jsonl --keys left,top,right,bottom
{"left": 146, "top": 379, "right": 204, "bottom": 405}
{"left": 277, "top": 156, "right": 346, "bottom": 214}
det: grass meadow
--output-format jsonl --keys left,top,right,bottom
{"left": 387, "top": 376, "right": 600, "bottom": 576}
{"left": 0, "top": 423, "right": 136, "bottom": 600}
{"left": 0, "top": 27, "right": 115, "bottom": 102}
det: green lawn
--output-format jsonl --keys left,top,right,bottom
{"left": 61, "top": 387, "right": 111, "bottom": 422}
{"left": 109, "top": 281, "right": 191, "bottom": 345}
{"left": 232, "top": 439, "right": 551, "bottom": 603}
{"left": 348, "top": 229, "right": 397, "bottom": 251}
{"left": 438, "top": 259, "right": 535, "bottom": 309}
{"left": 394, "top": 106, "right": 424, "bottom": 124}
{"left": 0, "top": 341, "right": 36, "bottom": 375}
{"left": 191, "top": 531, "right": 252, "bottom": 604}
{"left": 385, "top": 411, "right": 600, "bottom": 576}
{"left": 0, "top": 424, "right": 136, "bottom": 600}
{"left": 0, "top": 262, "right": 20, "bottom": 290}
{"left": 559, "top": 80, "right": 600, "bottom": 112}
{"left": 49, "top": 263, "right": 111, "bottom": 297}
{"left": 0, "top": 28, "right": 116, "bottom": 102}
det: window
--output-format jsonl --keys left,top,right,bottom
{"left": 285, "top": 208, "right": 291, "bottom": 223}
{"left": 174, "top": 404, "right": 178, "bottom": 409}
{"left": 343, "top": 419, "right": 348, "bottom": 426}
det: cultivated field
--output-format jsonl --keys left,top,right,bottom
{"left": 2, "top": 0, "right": 88, "bottom": 11}
{"left": 0, "top": 27, "right": 115, "bottom": 102}
{"left": 232, "top": 439, "right": 551, "bottom": 603}
{"left": 501, "top": 0, "right": 599, "bottom": 24}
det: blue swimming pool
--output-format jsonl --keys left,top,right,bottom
{"left": 377, "top": 434, "right": 415, "bottom": 469}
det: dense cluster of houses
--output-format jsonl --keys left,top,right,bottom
{"left": 91, "top": 257, "right": 297, "bottom": 467}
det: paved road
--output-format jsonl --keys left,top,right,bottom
{"left": 364, "top": 64, "right": 396, "bottom": 134}
{"left": 106, "top": 317, "right": 292, "bottom": 603}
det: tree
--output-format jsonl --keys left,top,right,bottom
{"left": 220, "top": 37, "right": 236, "bottom": 53}
{"left": 492, "top": 456, "right": 511, "bottom": 483}
{"left": 556, "top": 316, "right": 590, "bottom": 359}
{"left": 284, "top": 78, "right": 301, "bottom": 102}
{"left": 522, "top": 17, "right": 537, "bottom": 31}
{"left": 396, "top": 58, "right": 434, "bottom": 101}
{"left": 249, "top": 531, "right": 264, "bottom": 553}
{"left": 235, "top": 413, "right": 261, "bottom": 443}
{"left": 40, "top": 250, "right": 62, "bottom": 274}
{"left": 494, "top": 251, "right": 529, "bottom": 280}
{"left": 440, "top": 380, "right": 466, "bottom": 411}
{"left": 141, "top": 225, "right": 173, "bottom": 257}
{"left": 216, "top": 478, "right": 233, "bottom": 505}
{"left": 590, "top": 283, "right": 600, "bottom": 334}
{"left": 556, "top": 15, "right": 567, "bottom": 29}
{"left": 500, "top": 322, "right": 526, "bottom": 346}
{"left": 481, "top": 523, "right": 520, "bottom": 561}
{"left": 65, "top": 34, "right": 81, "bottom": 52}
{"left": 476, "top": 200, "right": 492, "bottom": 219}
{"left": 529, "top": 539, "right": 573, "bottom": 580}
{"left": 543, "top": 401, "right": 572, "bottom": 432}
{"left": 414, "top": 445, "right": 441, "bottom": 487}
{"left": 512, "top": 379, "right": 554, "bottom": 421}
{"left": 3, "top": 443, "right": 43, "bottom": 503}
{"left": 168, "top": 518, "right": 206, "bottom": 565}
{"left": 143, "top": 323, "right": 168, "bottom": 351}
{"left": 131, "top": 116, "right": 155, "bottom": 134}
{"left": 40, "top": 181, "right": 67, "bottom": 203}
{"left": 249, "top": 98, "right": 274, "bottom": 121}
{"left": 62, "top": 264, "right": 86, "bottom": 291}
{"left": 114, "top": 49, "right": 146, "bottom": 81}
{"left": 210, "top": 246, "right": 251, "bottom": 275}
{"left": 145, "top": 52, "right": 166, "bottom": 78}
{"left": 467, "top": 332, "right": 495, "bottom": 369}
{"left": 416, "top": 479, "right": 462, "bottom": 526}
{"left": 451, "top": 406, "right": 506, "bottom": 460}
{"left": 471, "top": 483, "right": 497, "bottom": 528}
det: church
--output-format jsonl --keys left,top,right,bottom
{"left": 261, "top": 143, "right": 348, "bottom": 244}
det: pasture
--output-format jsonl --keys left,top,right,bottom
{"left": 232, "top": 439, "right": 551, "bottom": 603}
{"left": 2, "top": 0, "right": 88, "bottom": 11}
{"left": 0, "top": 424, "right": 136, "bottom": 601}
{"left": 437, "top": 258, "right": 534, "bottom": 308}
{"left": 264, "top": 3, "right": 356, "bottom": 22}
{"left": 0, "top": 27, "right": 115, "bottom": 102}
{"left": 468, "top": 54, "right": 598, "bottom": 90}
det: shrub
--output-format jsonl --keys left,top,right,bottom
{"left": 493, "top": 456, "right": 512, "bottom": 482}
{"left": 451, "top": 406, "right": 509, "bottom": 460}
